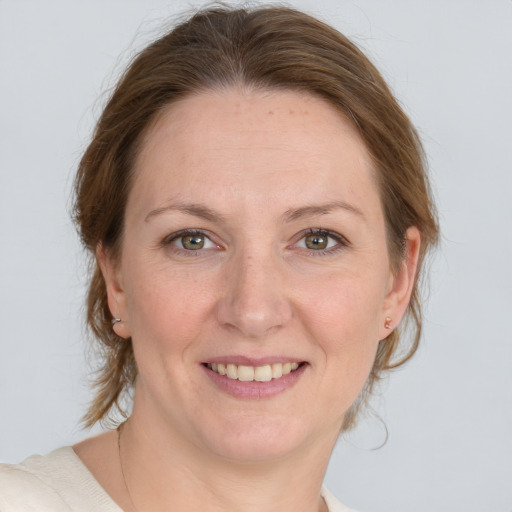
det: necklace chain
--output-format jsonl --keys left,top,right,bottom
{"left": 117, "top": 422, "right": 139, "bottom": 512}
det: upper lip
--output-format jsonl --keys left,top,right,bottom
{"left": 204, "top": 356, "right": 305, "bottom": 366}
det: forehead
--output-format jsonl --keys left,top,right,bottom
{"left": 130, "top": 87, "right": 381, "bottom": 221}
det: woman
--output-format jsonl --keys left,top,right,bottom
{"left": 0, "top": 4, "right": 438, "bottom": 511}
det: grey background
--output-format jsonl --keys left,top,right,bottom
{"left": 1, "top": 1, "right": 511, "bottom": 511}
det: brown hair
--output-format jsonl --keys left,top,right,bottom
{"left": 74, "top": 4, "right": 439, "bottom": 429}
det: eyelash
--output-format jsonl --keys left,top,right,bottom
{"left": 293, "top": 228, "right": 350, "bottom": 256}
{"left": 161, "top": 228, "right": 349, "bottom": 256}
{"left": 162, "top": 229, "right": 219, "bottom": 255}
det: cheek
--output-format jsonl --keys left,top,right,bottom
{"left": 296, "top": 273, "right": 384, "bottom": 386}
{"left": 123, "top": 258, "right": 215, "bottom": 358}
{"left": 299, "top": 271, "right": 384, "bottom": 341}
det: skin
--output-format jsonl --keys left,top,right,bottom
{"left": 75, "top": 87, "right": 420, "bottom": 512}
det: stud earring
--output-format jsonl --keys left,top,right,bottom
{"left": 384, "top": 317, "right": 392, "bottom": 329}
{"left": 112, "top": 318, "right": 122, "bottom": 326}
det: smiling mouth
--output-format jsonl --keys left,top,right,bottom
{"left": 204, "top": 362, "right": 303, "bottom": 382}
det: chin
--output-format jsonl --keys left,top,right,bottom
{"left": 196, "top": 415, "right": 320, "bottom": 464}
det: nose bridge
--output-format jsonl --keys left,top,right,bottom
{"left": 216, "top": 243, "right": 293, "bottom": 338}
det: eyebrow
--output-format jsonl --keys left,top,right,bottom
{"left": 282, "top": 201, "right": 365, "bottom": 222}
{"left": 145, "top": 202, "right": 226, "bottom": 223}
{"left": 145, "top": 199, "right": 364, "bottom": 223}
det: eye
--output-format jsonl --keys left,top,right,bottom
{"left": 166, "top": 230, "right": 218, "bottom": 251}
{"left": 294, "top": 229, "right": 347, "bottom": 253}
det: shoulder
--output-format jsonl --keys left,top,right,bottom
{"left": 321, "top": 485, "right": 359, "bottom": 512}
{"left": 0, "top": 447, "right": 120, "bottom": 512}
{"left": 0, "top": 448, "right": 73, "bottom": 511}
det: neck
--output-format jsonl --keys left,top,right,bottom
{"left": 119, "top": 406, "right": 336, "bottom": 512}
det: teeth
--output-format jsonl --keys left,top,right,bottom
{"left": 207, "top": 362, "right": 301, "bottom": 381}
{"left": 254, "top": 365, "right": 272, "bottom": 382}
{"left": 226, "top": 363, "right": 237, "bottom": 379}
{"left": 271, "top": 363, "right": 282, "bottom": 379}
{"left": 238, "top": 365, "right": 254, "bottom": 382}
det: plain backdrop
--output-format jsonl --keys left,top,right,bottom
{"left": 1, "top": 1, "right": 511, "bottom": 511}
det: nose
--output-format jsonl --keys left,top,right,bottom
{"left": 215, "top": 251, "right": 293, "bottom": 338}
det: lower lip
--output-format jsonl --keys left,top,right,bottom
{"left": 202, "top": 363, "right": 307, "bottom": 399}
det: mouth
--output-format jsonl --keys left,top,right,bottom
{"left": 202, "top": 359, "right": 308, "bottom": 399}
{"left": 204, "top": 361, "right": 303, "bottom": 382}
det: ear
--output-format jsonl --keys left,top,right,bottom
{"left": 379, "top": 226, "right": 421, "bottom": 339}
{"left": 97, "top": 243, "right": 131, "bottom": 339}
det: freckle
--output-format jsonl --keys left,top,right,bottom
{"left": 289, "top": 110, "right": 295, "bottom": 115}
{"left": 268, "top": 110, "right": 274, "bottom": 115}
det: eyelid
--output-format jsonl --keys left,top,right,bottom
{"left": 161, "top": 227, "right": 349, "bottom": 255}
{"left": 162, "top": 229, "right": 221, "bottom": 251}
{"left": 292, "top": 228, "right": 350, "bottom": 253}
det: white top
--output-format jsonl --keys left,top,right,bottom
{"left": 0, "top": 447, "right": 356, "bottom": 512}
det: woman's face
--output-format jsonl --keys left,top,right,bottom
{"left": 104, "top": 88, "right": 417, "bottom": 462}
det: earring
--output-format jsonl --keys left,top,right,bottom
{"left": 384, "top": 317, "right": 392, "bottom": 329}
{"left": 112, "top": 317, "right": 124, "bottom": 337}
